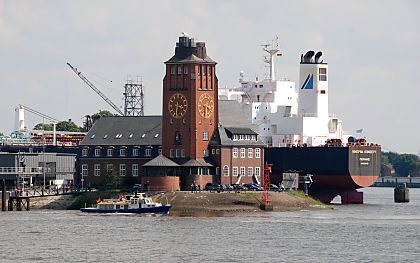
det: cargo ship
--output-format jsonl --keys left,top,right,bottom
{"left": 219, "top": 41, "right": 381, "bottom": 203}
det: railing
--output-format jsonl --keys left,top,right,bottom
{"left": 0, "top": 167, "right": 43, "bottom": 175}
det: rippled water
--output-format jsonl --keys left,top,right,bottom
{"left": 1, "top": 188, "right": 419, "bottom": 263}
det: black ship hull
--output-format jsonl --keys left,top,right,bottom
{"left": 265, "top": 145, "right": 381, "bottom": 203}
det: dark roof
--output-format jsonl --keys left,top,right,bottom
{"left": 143, "top": 155, "right": 179, "bottom": 167}
{"left": 218, "top": 100, "right": 256, "bottom": 129}
{"left": 180, "top": 158, "right": 214, "bottom": 167}
{"left": 225, "top": 127, "right": 258, "bottom": 136}
{"left": 210, "top": 126, "right": 264, "bottom": 147}
{"left": 213, "top": 100, "right": 264, "bottom": 147}
{"left": 165, "top": 54, "right": 216, "bottom": 64}
{"left": 80, "top": 116, "right": 162, "bottom": 146}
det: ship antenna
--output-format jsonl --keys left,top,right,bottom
{"left": 262, "top": 38, "right": 282, "bottom": 81}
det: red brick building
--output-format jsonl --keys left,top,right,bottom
{"left": 78, "top": 35, "right": 264, "bottom": 191}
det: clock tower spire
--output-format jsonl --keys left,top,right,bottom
{"left": 162, "top": 35, "right": 218, "bottom": 160}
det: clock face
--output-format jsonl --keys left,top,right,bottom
{"left": 198, "top": 93, "right": 214, "bottom": 118}
{"left": 168, "top": 93, "right": 188, "bottom": 118}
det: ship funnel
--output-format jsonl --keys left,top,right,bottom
{"left": 303, "top": 51, "right": 315, "bottom": 63}
{"left": 315, "top": 51, "right": 323, "bottom": 63}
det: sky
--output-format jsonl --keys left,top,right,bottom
{"left": 0, "top": 0, "right": 419, "bottom": 154}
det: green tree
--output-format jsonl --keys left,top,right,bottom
{"left": 91, "top": 110, "right": 115, "bottom": 124}
{"left": 56, "top": 119, "right": 82, "bottom": 132}
{"left": 103, "top": 168, "right": 120, "bottom": 189}
{"left": 393, "top": 154, "right": 419, "bottom": 177}
{"left": 0, "top": 132, "right": 4, "bottom": 136}
{"left": 34, "top": 123, "right": 54, "bottom": 131}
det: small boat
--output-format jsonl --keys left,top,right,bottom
{"left": 80, "top": 193, "right": 172, "bottom": 214}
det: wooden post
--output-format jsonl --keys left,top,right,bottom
{"left": 2, "top": 179, "right": 6, "bottom": 211}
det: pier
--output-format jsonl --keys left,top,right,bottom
{"left": 373, "top": 177, "right": 420, "bottom": 188}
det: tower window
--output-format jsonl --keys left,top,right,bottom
{"left": 170, "top": 66, "right": 175, "bottom": 75}
{"left": 203, "top": 66, "right": 206, "bottom": 75}
{"left": 202, "top": 131, "right": 209, "bottom": 141}
{"left": 184, "top": 66, "right": 188, "bottom": 74}
{"left": 197, "top": 65, "right": 201, "bottom": 75}
{"left": 209, "top": 66, "right": 212, "bottom": 75}
{"left": 319, "top": 68, "right": 327, "bottom": 81}
{"left": 177, "top": 66, "right": 182, "bottom": 75}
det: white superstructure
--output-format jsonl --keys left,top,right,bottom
{"left": 220, "top": 43, "right": 345, "bottom": 147}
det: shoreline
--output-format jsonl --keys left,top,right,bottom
{"left": 28, "top": 190, "right": 331, "bottom": 215}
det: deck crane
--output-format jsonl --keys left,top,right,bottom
{"left": 67, "top": 62, "right": 124, "bottom": 115}
{"left": 17, "top": 104, "right": 60, "bottom": 146}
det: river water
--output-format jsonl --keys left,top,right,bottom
{"left": 1, "top": 187, "right": 419, "bottom": 263}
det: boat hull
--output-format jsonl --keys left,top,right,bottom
{"left": 265, "top": 145, "right": 381, "bottom": 192}
{"left": 80, "top": 205, "right": 172, "bottom": 214}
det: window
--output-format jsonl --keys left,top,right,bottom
{"left": 176, "top": 149, "right": 180, "bottom": 158}
{"left": 158, "top": 148, "right": 162, "bottom": 155}
{"left": 133, "top": 148, "right": 139, "bottom": 156}
{"left": 239, "top": 135, "right": 244, "bottom": 140}
{"left": 255, "top": 167, "right": 261, "bottom": 177}
{"left": 209, "top": 66, "right": 212, "bottom": 75}
{"left": 233, "top": 167, "right": 238, "bottom": 177}
{"left": 248, "top": 167, "right": 253, "bottom": 177}
{"left": 248, "top": 148, "right": 253, "bottom": 158}
{"left": 216, "top": 167, "right": 220, "bottom": 175}
{"left": 120, "top": 148, "right": 126, "bottom": 156}
{"left": 170, "top": 66, "right": 175, "bottom": 75}
{"left": 170, "top": 149, "right": 174, "bottom": 158}
{"left": 107, "top": 164, "right": 113, "bottom": 172}
{"left": 202, "top": 131, "right": 209, "bottom": 141}
{"left": 82, "top": 148, "right": 88, "bottom": 157}
{"left": 203, "top": 66, "right": 206, "bottom": 75}
{"left": 119, "top": 164, "right": 126, "bottom": 177}
{"left": 216, "top": 149, "right": 220, "bottom": 154}
{"left": 212, "top": 149, "right": 215, "bottom": 154}
{"left": 255, "top": 148, "right": 261, "bottom": 158}
{"left": 240, "top": 167, "right": 245, "bottom": 176}
{"left": 320, "top": 90, "right": 326, "bottom": 94}
{"left": 184, "top": 66, "right": 188, "bottom": 74}
{"left": 197, "top": 65, "right": 201, "bottom": 75}
{"left": 94, "top": 164, "right": 100, "bottom": 177}
{"left": 181, "top": 149, "right": 186, "bottom": 157}
{"left": 94, "top": 148, "right": 101, "bottom": 157}
{"left": 233, "top": 148, "right": 238, "bottom": 158}
{"left": 319, "top": 68, "right": 327, "bottom": 81}
{"left": 223, "top": 165, "right": 229, "bottom": 177}
{"left": 82, "top": 164, "right": 88, "bottom": 177}
{"left": 107, "top": 148, "right": 113, "bottom": 157}
{"left": 132, "top": 164, "right": 138, "bottom": 177}
{"left": 240, "top": 148, "right": 245, "bottom": 158}
{"left": 145, "top": 148, "right": 152, "bottom": 157}
{"left": 177, "top": 66, "right": 182, "bottom": 75}
{"left": 203, "top": 149, "right": 209, "bottom": 157}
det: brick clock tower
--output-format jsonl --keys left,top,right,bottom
{"left": 162, "top": 35, "right": 218, "bottom": 160}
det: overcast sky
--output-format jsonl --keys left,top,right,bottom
{"left": 0, "top": 1, "right": 419, "bottom": 154}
